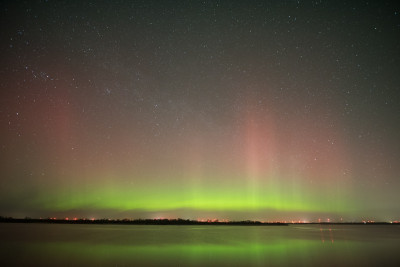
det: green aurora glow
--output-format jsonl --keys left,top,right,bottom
{"left": 33, "top": 177, "right": 349, "bottom": 214}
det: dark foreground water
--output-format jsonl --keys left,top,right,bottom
{"left": 1, "top": 223, "right": 400, "bottom": 266}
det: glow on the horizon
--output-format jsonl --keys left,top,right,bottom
{"left": 32, "top": 172, "right": 351, "bottom": 214}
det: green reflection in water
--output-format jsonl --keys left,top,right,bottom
{"left": 23, "top": 240, "right": 360, "bottom": 266}
{"left": 2, "top": 224, "right": 399, "bottom": 266}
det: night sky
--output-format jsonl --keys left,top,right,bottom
{"left": 1, "top": 1, "right": 399, "bottom": 221}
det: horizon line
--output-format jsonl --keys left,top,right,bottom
{"left": 1, "top": 216, "right": 399, "bottom": 225}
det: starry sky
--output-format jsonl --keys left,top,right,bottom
{"left": 1, "top": 0, "right": 399, "bottom": 221}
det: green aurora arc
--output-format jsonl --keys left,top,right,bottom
{"left": 33, "top": 178, "right": 348, "bottom": 214}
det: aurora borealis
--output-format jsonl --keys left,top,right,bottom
{"left": 0, "top": 1, "right": 399, "bottom": 221}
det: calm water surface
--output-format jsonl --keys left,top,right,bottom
{"left": 1, "top": 223, "right": 400, "bottom": 266}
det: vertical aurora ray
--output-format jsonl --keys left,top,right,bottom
{"left": 243, "top": 104, "right": 277, "bottom": 209}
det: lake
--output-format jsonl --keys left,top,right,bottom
{"left": 1, "top": 223, "right": 400, "bottom": 266}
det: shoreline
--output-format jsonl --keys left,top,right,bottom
{"left": 1, "top": 217, "right": 399, "bottom": 226}
{"left": 0, "top": 218, "right": 287, "bottom": 226}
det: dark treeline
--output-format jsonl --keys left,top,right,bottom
{"left": 1, "top": 216, "right": 398, "bottom": 225}
{"left": 0, "top": 216, "right": 288, "bottom": 226}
